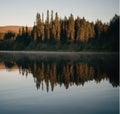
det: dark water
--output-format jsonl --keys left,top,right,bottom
{"left": 0, "top": 52, "right": 119, "bottom": 114}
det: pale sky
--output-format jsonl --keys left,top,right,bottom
{"left": 0, "top": 0, "right": 119, "bottom": 26}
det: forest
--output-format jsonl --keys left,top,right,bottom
{"left": 0, "top": 10, "right": 119, "bottom": 51}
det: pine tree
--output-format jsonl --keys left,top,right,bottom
{"left": 94, "top": 20, "right": 103, "bottom": 38}
{"left": 67, "top": 14, "right": 75, "bottom": 41}
{"left": 41, "top": 13, "right": 45, "bottom": 41}
{"left": 75, "top": 16, "right": 80, "bottom": 41}
{"left": 60, "top": 16, "right": 68, "bottom": 43}
{"left": 44, "top": 10, "right": 50, "bottom": 41}
{"left": 50, "top": 10, "right": 54, "bottom": 42}
{"left": 54, "top": 12, "right": 60, "bottom": 41}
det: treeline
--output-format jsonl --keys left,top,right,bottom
{"left": 32, "top": 11, "right": 95, "bottom": 42}
{"left": 0, "top": 10, "right": 119, "bottom": 51}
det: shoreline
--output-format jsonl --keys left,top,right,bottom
{"left": 0, "top": 51, "right": 118, "bottom": 55}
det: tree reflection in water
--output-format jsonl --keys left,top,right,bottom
{"left": 0, "top": 52, "right": 118, "bottom": 92}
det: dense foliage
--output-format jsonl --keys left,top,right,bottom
{"left": 0, "top": 11, "right": 119, "bottom": 51}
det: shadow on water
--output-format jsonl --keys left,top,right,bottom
{"left": 0, "top": 52, "right": 119, "bottom": 91}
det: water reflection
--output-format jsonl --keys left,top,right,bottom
{"left": 0, "top": 52, "right": 119, "bottom": 91}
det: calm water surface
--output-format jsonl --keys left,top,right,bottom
{"left": 0, "top": 52, "right": 119, "bottom": 114}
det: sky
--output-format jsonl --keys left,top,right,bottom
{"left": 0, "top": 0, "right": 119, "bottom": 26}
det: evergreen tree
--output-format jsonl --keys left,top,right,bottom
{"left": 44, "top": 10, "right": 50, "bottom": 41}
{"left": 54, "top": 12, "right": 60, "bottom": 41}
{"left": 50, "top": 10, "right": 54, "bottom": 42}
{"left": 67, "top": 14, "right": 75, "bottom": 41}
{"left": 75, "top": 16, "right": 81, "bottom": 41}
{"left": 94, "top": 20, "right": 103, "bottom": 38}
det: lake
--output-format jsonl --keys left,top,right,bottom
{"left": 0, "top": 52, "right": 119, "bottom": 114}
